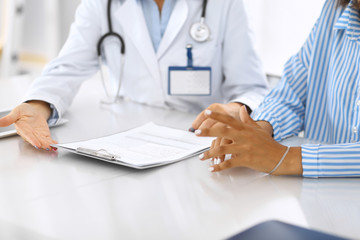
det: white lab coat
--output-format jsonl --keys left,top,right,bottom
{"left": 24, "top": 0, "right": 269, "bottom": 120}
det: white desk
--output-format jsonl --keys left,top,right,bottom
{"left": 0, "top": 76, "right": 359, "bottom": 240}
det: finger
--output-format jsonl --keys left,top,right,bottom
{"left": 191, "top": 110, "right": 206, "bottom": 130}
{"left": 204, "top": 110, "right": 244, "bottom": 131}
{"left": 195, "top": 124, "right": 239, "bottom": 140}
{"left": 200, "top": 140, "right": 236, "bottom": 160}
{"left": 192, "top": 103, "right": 226, "bottom": 130}
{"left": 0, "top": 109, "right": 20, "bottom": 127}
{"left": 50, "top": 139, "right": 59, "bottom": 151}
{"left": 210, "top": 139, "right": 216, "bottom": 149}
{"left": 15, "top": 126, "right": 42, "bottom": 149}
{"left": 209, "top": 159, "right": 235, "bottom": 172}
{"left": 213, "top": 137, "right": 222, "bottom": 164}
{"left": 197, "top": 118, "right": 219, "bottom": 131}
{"left": 219, "top": 138, "right": 232, "bottom": 162}
{"left": 198, "top": 139, "right": 217, "bottom": 162}
{"left": 239, "top": 105, "right": 257, "bottom": 127}
{"left": 36, "top": 135, "right": 57, "bottom": 151}
{"left": 209, "top": 144, "right": 243, "bottom": 159}
{"left": 211, "top": 138, "right": 217, "bottom": 163}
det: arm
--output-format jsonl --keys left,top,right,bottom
{"left": 221, "top": 0, "right": 269, "bottom": 110}
{"left": 302, "top": 143, "right": 360, "bottom": 178}
{"left": 251, "top": 19, "right": 319, "bottom": 141}
{"left": 191, "top": 0, "right": 268, "bottom": 130}
{"left": 0, "top": 0, "right": 103, "bottom": 149}
{"left": 24, "top": 0, "right": 103, "bottom": 121}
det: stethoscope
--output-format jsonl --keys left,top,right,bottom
{"left": 97, "top": 0, "right": 210, "bottom": 103}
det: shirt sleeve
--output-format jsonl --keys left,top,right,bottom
{"left": 251, "top": 20, "right": 319, "bottom": 141}
{"left": 302, "top": 143, "right": 360, "bottom": 178}
{"left": 22, "top": 0, "right": 102, "bottom": 120}
{"left": 47, "top": 104, "right": 60, "bottom": 126}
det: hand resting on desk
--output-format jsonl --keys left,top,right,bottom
{"left": 0, "top": 101, "right": 57, "bottom": 151}
{"left": 196, "top": 106, "right": 303, "bottom": 176}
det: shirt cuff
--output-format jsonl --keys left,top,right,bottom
{"left": 301, "top": 144, "right": 320, "bottom": 178}
{"left": 48, "top": 104, "right": 59, "bottom": 126}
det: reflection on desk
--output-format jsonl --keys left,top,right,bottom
{"left": 301, "top": 178, "right": 360, "bottom": 236}
{"left": 0, "top": 76, "right": 358, "bottom": 240}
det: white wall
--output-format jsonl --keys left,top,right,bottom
{"left": 2, "top": 0, "right": 326, "bottom": 76}
{"left": 244, "top": 0, "right": 325, "bottom": 76}
{"left": 21, "top": 0, "right": 81, "bottom": 60}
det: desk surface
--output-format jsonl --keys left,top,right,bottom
{"left": 0, "top": 76, "right": 359, "bottom": 240}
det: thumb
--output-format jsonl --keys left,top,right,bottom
{"left": 0, "top": 109, "right": 20, "bottom": 127}
{"left": 239, "top": 105, "right": 257, "bottom": 126}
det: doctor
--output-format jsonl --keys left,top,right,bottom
{"left": 0, "top": 0, "right": 268, "bottom": 150}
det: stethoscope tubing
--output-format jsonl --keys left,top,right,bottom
{"left": 97, "top": 0, "right": 209, "bottom": 103}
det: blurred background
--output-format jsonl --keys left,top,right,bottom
{"left": 0, "top": 0, "right": 325, "bottom": 81}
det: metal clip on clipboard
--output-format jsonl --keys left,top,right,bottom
{"left": 76, "top": 147, "right": 121, "bottom": 161}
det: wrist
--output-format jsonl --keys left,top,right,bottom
{"left": 274, "top": 146, "right": 303, "bottom": 175}
{"left": 26, "top": 100, "right": 52, "bottom": 120}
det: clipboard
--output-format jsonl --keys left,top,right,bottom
{"left": 53, "top": 122, "right": 214, "bottom": 169}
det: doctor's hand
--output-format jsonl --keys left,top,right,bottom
{"left": 191, "top": 102, "right": 244, "bottom": 132}
{"left": 196, "top": 106, "right": 302, "bottom": 175}
{"left": 0, "top": 101, "right": 58, "bottom": 150}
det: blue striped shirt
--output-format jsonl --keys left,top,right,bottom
{"left": 252, "top": 0, "right": 360, "bottom": 178}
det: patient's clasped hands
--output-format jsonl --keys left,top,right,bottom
{"left": 195, "top": 106, "right": 302, "bottom": 175}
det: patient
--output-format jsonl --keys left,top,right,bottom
{"left": 196, "top": 0, "right": 360, "bottom": 178}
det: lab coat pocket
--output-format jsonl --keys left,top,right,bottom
{"left": 190, "top": 40, "right": 220, "bottom": 67}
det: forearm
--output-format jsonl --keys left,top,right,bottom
{"left": 256, "top": 120, "right": 303, "bottom": 176}
{"left": 273, "top": 146, "right": 303, "bottom": 176}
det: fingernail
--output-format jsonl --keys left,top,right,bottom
{"left": 216, "top": 158, "right": 221, "bottom": 165}
{"left": 208, "top": 167, "right": 214, "bottom": 172}
{"left": 195, "top": 129, "right": 202, "bottom": 135}
{"left": 205, "top": 110, "right": 212, "bottom": 116}
{"left": 199, "top": 153, "right": 204, "bottom": 160}
{"left": 189, "top": 127, "right": 195, "bottom": 132}
{"left": 46, "top": 148, "right": 50, "bottom": 151}
{"left": 34, "top": 146, "right": 39, "bottom": 149}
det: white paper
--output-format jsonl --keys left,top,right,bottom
{"left": 169, "top": 70, "right": 211, "bottom": 95}
{"left": 56, "top": 123, "right": 214, "bottom": 168}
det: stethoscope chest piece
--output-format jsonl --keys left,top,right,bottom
{"left": 190, "top": 17, "right": 211, "bottom": 42}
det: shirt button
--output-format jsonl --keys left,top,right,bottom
{"left": 353, "top": 126, "right": 358, "bottom": 133}
{"left": 357, "top": 100, "right": 360, "bottom": 106}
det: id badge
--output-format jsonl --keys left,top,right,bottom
{"left": 168, "top": 66, "right": 211, "bottom": 95}
{"left": 168, "top": 44, "right": 212, "bottom": 96}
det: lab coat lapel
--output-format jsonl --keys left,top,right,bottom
{"left": 114, "top": 0, "right": 160, "bottom": 80}
{"left": 157, "top": 0, "right": 189, "bottom": 59}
